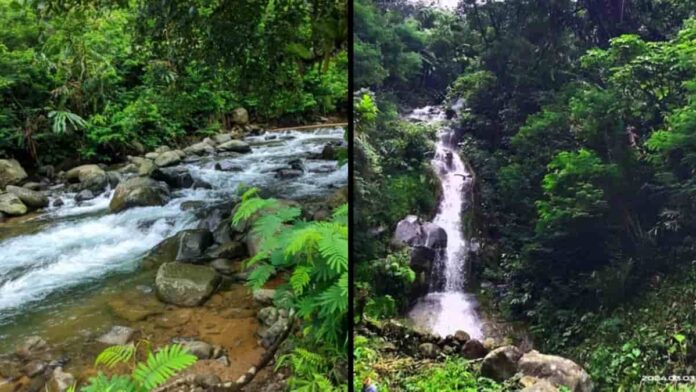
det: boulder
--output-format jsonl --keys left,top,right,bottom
{"left": 245, "top": 232, "right": 263, "bottom": 257}
{"left": 258, "top": 317, "right": 289, "bottom": 348}
{"left": 138, "top": 159, "right": 156, "bottom": 176}
{"left": 392, "top": 216, "right": 447, "bottom": 249}
{"left": 152, "top": 167, "right": 194, "bottom": 189}
{"left": 253, "top": 288, "right": 275, "bottom": 305}
{"left": 231, "top": 107, "right": 249, "bottom": 125}
{"left": 145, "top": 152, "right": 159, "bottom": 160}
{"left": 155, "top": 263, "right": 220, "bottom": 306}
{"left": 217, "top": 140, "right": 251, "bottom": 153}
{"left": 209, "top": 258, "right": 239, "bottom": 275}
{"left": 462, "top": 339, "right": 487, "bottom": 359}
{"left": 97, "top": 326, "right": 135, "bottom": 345}
{"left": 206, "top": 241, "right": 246, "bottom": 260}
{"left": 180, "top": 340, "right": 213, "bottom": 360}
{"left": 22, "top": 182, "right": 43, "bottom": 191}
{"left": 184, "top": 141, "right": 216, "bottom": 156}
{"left": 15, "top": 336, "right": 47, "bottom": 359}
{"left": 0, "top": 159, "right": 28, "bottom": 188}
{"left": 454, "top": 330, "right": 470, "bottom": 344}
{"left": 258, "top": 307, "right": 279, "bottom": 327}
{"left": 275, "top": 169, "right": 303, "bottom": 179}
{"left": 213, "top": 220, "right": 233, "bottom": 244}
{"left": 109, "top": 177, "right": 170, "bottom": 213}
{"left": 418, "top": 343, "right": 440, "bottom": 359}
{"left": 65, "top": 164, "right": 104, "bottom": 184}
{"left": 481, "top": 345, "right": 523, "bottom": 382}
{"left": 5, "top": 185, "right": 48, "bottom": 209}
{"left": 518, "top": 350, "right": 593, "bottom": 392}
{"left": 321, "top": 143, "right": 337, "bottom": 160}
{"left": 75, "top": 189, "right": 95, "bottom": 202}
{"left": 0, "top": 193, "right": 27, "bottom": 215}
{"left": 215, "top": 161, "right": 244, "bottom": 172}
{"left": 213, "top": 134, "right": 232, "bottom": 144}
{"left": 47, "top": 368, "right": 74, "bottom": 392}
{"left": 521, "top": 379, "right": 559, "bottom": 392}
{"left": 154, "top": 151, "right": 182, "bottom": 167}
{"left": 176, "top": 229, "right": 214, "bottom": 262}
{"left": 154, "top": 146, "right": 171, "bottom": 154}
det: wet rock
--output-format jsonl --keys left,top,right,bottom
{"left": 213, "top": 134, "right": 232, "bottom": 144}
{"left": 418, "top": 342, "right": 440, "bottom": 358}
{"left": 138, "top": 159, "right": 156, "bottom": 176}
{"left": 109, "top": 177, "right": 170, "bottom": 213}
{"left": 454, "top": 330, "right": 470, "bottom": 344}
{"left": 481, "top": 345, "right": 523, "bottom": 382}
{"left": 0, "top": 159, "right": 28, "bottom": 189}
{"left": 321, "top": 143, "right": 337, "bottom": 160}
{"left": 253, "top": 289, "right": 275, "bottom": 305}
{"left": 0, "top": 193, "right": 27, "bottom": 215}
{"left": 483, "top": 337, "right": 497, "bottom": 351}
{"left": 22, "top": 361, "right": 46, "bottom": 377}
{"left": 21, "top": 182, "right": 43, "bottom": 191}
{"left": 231, "top": 107, "right": 249, "bottom": 125}
{"left": 258, "top": 307, "right": 279, "bottom": 327}
{"left": 184, "top": 141, "right": 216, "bottom": 156}
{"left": 392, "top": 216, "right": 447, "bottom": 249}
{"left": 462, "top": 339, "right": 487, "bottom": 359}
{"left": 217, "top": 140, "right": 251, "bottom": 153}
{"left": 180, "top": 340, "right": 213, "bottom": 360}
{"left": 258, "top": 317, "right": 289, "bottom": 348}
{"left": 74, "top": 189, "right": 95, "bottom": 202}
{"left": 155, "top": 146, "right": 171, "bottom": 154}
{"left": 206, "top": 241, "right": 246, "bottom": 260}
{"left": 181, "top": 201, "right": 206, "bottom": 211}
{"left": 192, "top": 179, "right": 213, "bottom": 189}
{"left": 274, "top": 169, "right": 303, "bottom": 179}
{"left": 65, "top": 164, "right": 107, "bottom": 192}
{"left": 195, "top": 374, "right": 222, "bottom": 387}
{"left": 176, "top": 229, "right": 214, "bottom": 263}
{"left": 106, "top": 171, "right": 122, "bottom": 188}
{"left": 108, "top": 297, "right": 164, "bottom": 322}
{"left": 288, "top": 158, "right": 305, "bottom": 172}
{"left": 97, "top": 326, "right": 135, "bottom": 345}
{"left": 16, "top": 336, "right": 48, "bottom": 359}
{"left": 152, "top": 167, "right": 194, "bottom": 189}
{"left": 52, "top": 199, "right": 64, "bottom": 208}
{"left": 518, "top": 350, "right": 593, "bottom": 392}
{"left": 145, "top": 152, "right": 159, "bottom": 160}
{"left": 155, "top": 263, "right": 220, "bottom": 306}
{"left": 154, "top": 151, "right": 182, "bottom": 167}
{"left": 215, "top": 161, "right": 243, "bottom": 172}
{"left": 209, "top": 258, "right": 239, "bottom": 275}
{"left": 245, "top": 232, "right": 262, "bottom": 257}
{"left": 213, "top": 221, "right": 233, "bottom": 244}
{"left": 521, "top": 378, "right": 558, "bottom": 392}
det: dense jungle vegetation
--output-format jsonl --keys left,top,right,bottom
{"left": 1, "top": 0, "right": 347, "bottom": 168}
{"left": 354, "top": 0, "right": 695, "bottom": 390}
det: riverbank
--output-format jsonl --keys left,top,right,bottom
{"left": 0, "top": 118, "right": 347, "bottom": 391}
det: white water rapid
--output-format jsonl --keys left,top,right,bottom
{"left": 408, "top": 104, "right": 484, "bottom": 340}
{"left": 0, "top": 128, "right": 347, "bottom": 341}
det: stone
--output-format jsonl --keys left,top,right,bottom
{"left": 258, "top": 317, "right": 289, "bottom": 348}
{"left": 97, "top": 326, "right": 135, "bottom": 345}
{"left": 245, "top": 232, "right": 263, "bottom": 257}
{"left": 521, "top": 378, "right": 558, "bottom": 392}
{"left": 217, "top": 140, "right": 251, "bottom": 153}
{"left": 184, "top": 141, "right": 216, "bottom": 156}
{"left": 0, "top": 159, "right": 28, "bottom": 188}
{"left": 213, "top": 134, "right": 232, "bottom": 144}
{"left": 22, "top": 360, "right": 46, "bottom": 377}
{"left": 209, "top": 258, "right": 239, "bottom": 275}
{"left": 454, "top": 330, "right": 470, "bottom": 344}
{"left": 109, "top": 177, "right": 170, "bottom": 213}
{"left": 75, "top": 189, "right": 95, "bottom": 202}
{"left": 176, "top": 229, "right": 214, "bottom": 262}
{"left": 0, "top": 193, "right": 27, "bottom": 215}
{"left": 418, "top": 342, "right": 440, "bottom": 359}
{"left": 22, "top": 182, "right": 43, "bottom": 191}
{"left": 274, "top": 169, "right": 303, "bottom": 179}
{"left": 52, "top": 199, "right": 64, "bottom": 208}
{"left": 108, "top": 297, "right": 164, "bottom": 322}
{"left": 206, "top": 241, "right": 246, "bottom": 260}
{"left": 4, "top": 185, "right": 47, "bottom": 209}
{"left": 462, "top": 339, "right": 488, "bottom": 359}
{"left": 65, "top": 164, "right": 104, "bottom": 183}
{"left": 518, "top": 350, "right": 593, "bottom": 392}
{"left": 152, "top": 167, "right": 194, "bottom": 189}
{"left": 154, "top": 146, "right": 171, "bottom": 154}
{"left": 154, "top": 151, "right": 182, "bottom": 167}
{"left": 138, "top": 159, "right": 156, "bottom": 176}
{"left": 483, "top": 337, "right": 497, "bottom": 350}
{"left": 145, "top": 152, "right": 159, "bottom": 160}
{"left": 16, "top": 336, "right": 47, "bottom": 358}
{"left": 231, "top": 107, "right": 249, "bottom": 125}
{"left": 213, "top": 220, "right": 233, "bottom": 244}
{"left": 180, "top": 340, "right": 213, "bottom": 360}
{"left": 215, "top": 161, "right": 244, "bottom": 172}
{"left": 481, "top": 345, "right": 523, "bottom": 382}
{"left": 253, "top": 289, "right": 275, "bottom": 305}
{"left": 258, "top": 307, "right": 279, "bottom": 327}
{"left": 321, "top": 143, "right": 337, "bottom": 160}
{"left": 155, "top": 263, "right": 220, "bottom": 306}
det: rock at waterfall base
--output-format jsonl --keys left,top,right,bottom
{"left": 155, "top": 263, "right": 220, "bottom": 306}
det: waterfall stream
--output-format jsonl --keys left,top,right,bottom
{"left": 407, "top": 105, "right": 484, "bottom": 340}
{"left": 0, "top": 127, "right": 347, "bottom": 349}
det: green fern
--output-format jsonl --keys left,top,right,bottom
{"left": 94, "top": 343, "right": 136, "bottom": 369}
{"left": 132, "top": 344, "right": 198, "bottom": 390}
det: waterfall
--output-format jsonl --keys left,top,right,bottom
{"left": 408, "top": 104, "right": 484, "bottom": 340}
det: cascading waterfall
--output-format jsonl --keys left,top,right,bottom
{"left": 408, "top": 104, "right": 484, "bottom": 340}
{"left": 0, "top": 128, "right": 347, "bottom": 346}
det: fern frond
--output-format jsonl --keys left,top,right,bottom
{"left": 316, "top": 273, "right": 348, "bottom": 316}
{"left": 82, "top": 373, "right": 139, "bottom": 392}
{"left": 131, "top": 344, "right": 197, "bottom": 390}
{"left": 95, "top": 343, "right": 136, "bottom": 369}
{"left": 232, "top": 197, "right": 279, "bottom": 225}
{"left": 317, "top": 226, "right": 348, "bottom": 274}
{"left": 284, "top": 226, "right": 322, "bottom": 258}
{"left": 248, "top": 264, "right": 276, "bottom": 290}
{"left": 290, "top": 265, "right": 312, "bottom": 294}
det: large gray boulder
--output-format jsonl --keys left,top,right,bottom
{"left": 231, "top": 107, "right": 249, "bottom": 125}
{"left": 0, "top": 159, "right": 27, "bottom": 189}
{"left": 109, "top": 177, "right": 170, "bottom": 213}
{"left": 155, "top": 263, "right": 220, "bottom": 306}
{"left": 481, "top": 345, "right": 523, "bottom": 382}
{"left": 176, "top": 229, "right": 214, "bottom": 263}
{"left": 217, "top": 140, "right": 251, "bottom": 153}
{"left": 392, "top": 216, "right": 447, "bottom": 249}
{"left": 66, "top": 164, "right": 107, "bottom": 192}
{"left": 154, "top": 151, "right": 182, "bottom": 167}
{"left": 0, "top": 193, "right": 28, "bottom": 215}
{"left": 518, "top": 350, "right": 593, "bottom": 392}
{"left": 5, "top": 185, "right": 48, "bottom": 209}
{"left": 152, "top": 167, "right": 194, "bottom": 189}
{"left": 184, "top": 141, "right": 216, "bottom": 156}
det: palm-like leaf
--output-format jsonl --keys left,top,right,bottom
{"left": 131, "top": 344, "right": 197, "bottom": 390}
{"left": 95, "top": 343, "right": 136, "bottom": 368}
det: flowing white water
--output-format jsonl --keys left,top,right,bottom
{"left": 408, "top": 105, "right": 484, "bottom": 339}
{"left": 0, "top": 128, "right": 346, "bottom": 329}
